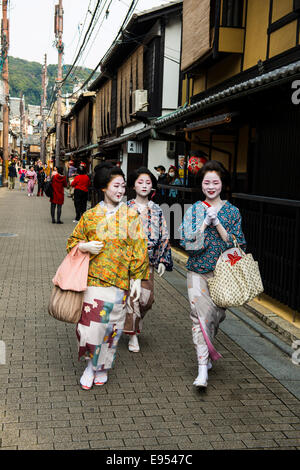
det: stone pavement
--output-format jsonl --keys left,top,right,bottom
{"left": 0, "top": 186, "right": 299, "bottom": 450}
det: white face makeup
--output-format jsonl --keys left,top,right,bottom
{"left": 202, "top": 171, "right": 222, "bottom": 201}
{"left": 103, "top": 175, "right": 126, "bottom": 206}
{"left": 134, "top": 173, "right": 153, "bottom": 198}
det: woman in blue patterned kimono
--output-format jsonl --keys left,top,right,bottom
{"left": 179, "top": 161, "right": 246, "bottom": 389}
{"left": 124, "top": 167, "right": 173, "bottom": 352}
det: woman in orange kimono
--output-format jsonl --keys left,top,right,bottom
{"left": 67, "top": 162, "right": 149, "bottom": 390}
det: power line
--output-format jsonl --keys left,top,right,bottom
{"left": 63, "top": 0, "right": 139, "bottom": 99}
{"left": 80, "top": 0, "right": 113, "bottom": 69}
{"left": 69, "top": 0, "right": 93, "bottom": 64}
{"left": 60, "top": 0, "right": 102, "bottom": 86}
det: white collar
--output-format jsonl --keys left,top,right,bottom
{"left": 99, "top": 201, "right": 123, "bottom": 218}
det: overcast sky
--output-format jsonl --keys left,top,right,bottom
{"left": 8, "top": 0, "right": 173, "bottom": 69}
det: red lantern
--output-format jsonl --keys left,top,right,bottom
{"left": 188, "top": 156, "right": 207, "bottom": 175}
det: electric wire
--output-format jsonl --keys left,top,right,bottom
{"left": 62, "top": 0, "right": 139, "bottom": 99}
{"left": 68, "top": 0, "right": 111, "bottom": 81}
{"left": 60, "top": 0, "right": 102, "bottom": 86}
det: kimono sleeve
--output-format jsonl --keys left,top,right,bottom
{"left": 225, "top": 208, "right": 247, "bottom": 251}
{"left": 66, "top": 215, "right": 88, "bottom": 253}
{"left": 129, "top": 215, "right": 149, "bottom": 280}
{"left": 157, "top": 212, "right": 173, "bottom": 270}
{"left": 179, "top": 203, "right": 205, "bottom": 256}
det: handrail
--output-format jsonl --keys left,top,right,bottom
{"left": 157, "top": 183, "right": 200, "bottom": 193}
{"left": 232, "top": 193, "right": 300, "bottom": 207}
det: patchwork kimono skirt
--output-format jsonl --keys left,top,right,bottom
{"left": 187, "top": 271, "right": 226, "bottom": 365}
{"left": 123, "top": 267, "right": 154, "bottom": 335}
{"left": 76, "top": 285, "right": 127, "bottom": 371}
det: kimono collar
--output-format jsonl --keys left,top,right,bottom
{"left": 99, "top": 200, "right": 124, "bottom": 218}
{"left": 134, "top": 199, "right": 154, "bottom": 213}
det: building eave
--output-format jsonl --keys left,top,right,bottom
{"left": 154, "top": 60, "right": 300, "bottom": 129}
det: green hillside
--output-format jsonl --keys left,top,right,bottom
{"left": 8, "top": 56, "right": 96, "bottom": 106}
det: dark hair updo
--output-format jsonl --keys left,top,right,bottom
{"left": 127, "top": 167, "right": 157, "bottom": 191}
{"left": 93, "top": 161, "right": 125, "bottom": 190}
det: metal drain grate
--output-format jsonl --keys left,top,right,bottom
{"left": 0, "top": 233, "right": 18, "bottom": 237}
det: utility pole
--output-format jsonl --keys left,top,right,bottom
{"left": 1, "top": 0, "right": 9, "bottom": 186}
{"left": 40, "top": 54, "right": 47, "bottom": 164}
{"left": 54, "top": 1, "right": 63, "bottom": 167}
{"left": 19, "top": 93, "right": 24, "bottom": 163}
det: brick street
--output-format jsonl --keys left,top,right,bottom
{"left": 0, "top": 187, "right": 299, "bottom": 450}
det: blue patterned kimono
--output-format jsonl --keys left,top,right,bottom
{"left": 179, "top": 200, "right": 246, "bottom": 274}
{"left": 127, "top": 199, "right": 173, "bottom": 271}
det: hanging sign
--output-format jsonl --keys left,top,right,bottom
{"left": 127, "top": 141, "right": 143, "bottom": 154}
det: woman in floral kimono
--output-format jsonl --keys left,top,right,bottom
{"left": 179, "top": 160, "right": 246, "bottom": 389}
{"left": 67, "top": 162, "right": 149, "bottom": 390}
{"left": 25, "top": 165, "right": 37, "bottom": 196}
{"left": 124, "top": 167, "right": 173, "bottom": 353}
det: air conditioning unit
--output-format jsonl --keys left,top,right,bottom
{"left": 167, "top": 141, "right": 176, "bottom": 158}
{"left": 132, "top": 90, "right": 148, "bottom": 113}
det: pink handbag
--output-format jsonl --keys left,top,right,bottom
{"left": 49, "top": 244, "right": 90, "bottom": 324}
{"left": 52, "top": 244, "right": 89, "bottom": 292}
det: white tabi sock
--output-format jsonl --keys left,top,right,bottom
{"left": 80, "top": 359, "right": 95, "bottom": 390}
{"left": 94, "top": 369, "right": 108, "bottom": 386}
{"left": 128, "top": 334, "right": 140, "bottom": 352}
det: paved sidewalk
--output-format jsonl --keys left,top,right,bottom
{"left": 0, "top": 187, "right": 299, "bottom": 450}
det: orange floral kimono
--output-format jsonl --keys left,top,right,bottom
{"left": 66, "top": 201, "right": 149, "bottom": 371}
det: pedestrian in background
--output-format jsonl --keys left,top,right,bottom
{"left": 67, "top": 159, "right": 77, "bottom": 198}
{"left": 179, "top": 160, "right": 246, "bottom": 389}
{"left": 66, "top": 161, "right": 149, "bottom": 390}
{"left": 8, "top": 162, "right": 17, "bottom": 190}
{"left": 37, "top": 166, "right": 46, "bottom": 197}
{"left": 25, "top": 165, "right": 37, "bottom": 196}
{"left": 50, "top": 167, "right": 67, "bottom": 224}
{"left": 124, "top": 167, "right": 173, "bottom": 353}
{"left": 18, "top": 165, "right": 26, "bottom": 190}
{"left": 167, "top": 165, "right": 182, "bottom": 199}
{"left": 71, "top": 166, "right": 91, "bottom": 222}
{"left": 154, "top": 165, "right": 167, "bottom": 201}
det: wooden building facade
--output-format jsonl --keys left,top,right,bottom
{"left": 155, "top": 0, "right": 300, "bottom": 315}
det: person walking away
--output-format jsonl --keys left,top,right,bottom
{"left": 50, "top": 167, "right": 67, "bottom": 223}
{"left": 167, "top": 165, "right": 182, "bottom": 199}
{"left": 37, "top": 167, "right": 46, "bottom": 196}
{"left": 25, "top": 166, "right": 37, "bottom": 196}
{"left": 66, "top": 161, "right": 149, "bottom": 390}
{"left": 179, "top": 160, "right": 246, "bottom": 389}
{"left": 125, "top": 167, "right": 173, "bottom": 352}
{"left": 71, "top": 166, "right": 91, "bottom": 222}
{"left": 18, "top": 165, "right": 26, "bottom": 190}
{"left": 8, "top": 162, "right": 17, "bottom": 190}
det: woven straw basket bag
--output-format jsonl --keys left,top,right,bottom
{"left": 207, "top": 236, "right": 264, "bottom": 308}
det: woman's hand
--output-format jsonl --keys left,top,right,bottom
{"left": 157, "top": 263, "right": 165, "bottom": 277}
{"left": 130, "top": 279, "right": 141, "bottom": 302}
{"left": 205, "top": 206, "right": 219, "bottom": 226}
{"left": 78, "top": 241, "right": 104, "bottom": 255}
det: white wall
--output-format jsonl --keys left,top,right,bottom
{"left": 162, "top": 15, "right": 181, "bottom": 111}
{"left": 121, "top": 150, "right": 128, "bottom": 177}
{"left": 147, "top": 138, "right": 175, "bottom": 176}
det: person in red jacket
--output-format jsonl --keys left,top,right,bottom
{"left": 50, "top": 167, "right": 67, "bottom": 224}
{"left": 71, "top": 166, "right": 91, "bottom": 222}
